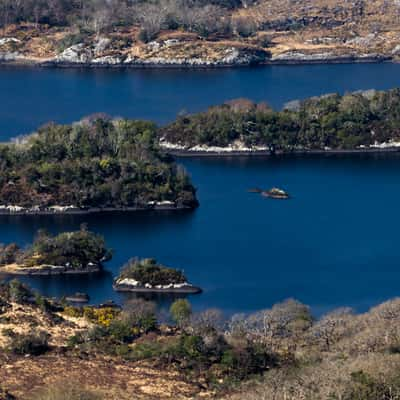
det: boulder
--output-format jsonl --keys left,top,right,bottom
{"left": 56, "top": 44, "right": 92, "bottom": 63}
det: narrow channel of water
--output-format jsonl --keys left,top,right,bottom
{"left": 2, "top": 63, "right": 400, "bottom": 138}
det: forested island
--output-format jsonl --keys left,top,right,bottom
{"left": 113, "top": 258, "right": 202, "bottom": 293}
{"left": 160, "top": 89, "right": 400, "bottom": 154}
{"left": 2, "top": 89, "right": 400, "bottom": 213}
{"left": 0, "top": 115, "right": 198, "bottom": 213}
{"left": 0, "top": 226, "right": 112, "bottom": 275}
{"left": 1, "top": 0, "right": 400, "bottom": 67}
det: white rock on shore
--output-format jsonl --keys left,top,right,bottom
{"left": 117, "top": 277, "right": 192, "bottom": 289}
{"left": 159, "top": 140, "right": 268, "bottom": 153}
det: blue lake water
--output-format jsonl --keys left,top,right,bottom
{"left": 0, "top": 153, "right": 400, "bottom": 316}
{"left": 1, "top": 64, "right": 400, "bottom": 315}
{"left": 1, "top": 63, "right": 400, "bottom": 138}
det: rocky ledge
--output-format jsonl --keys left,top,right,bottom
{"left": 269, "top": 51, "right": 391, "bottom": 64}
{"left": 0, "top": 37, "right": 269, "bottom": 67}
{"left": 0, "top": 262, "right": 101, "bottom": 275}
{"left": 0, "top": 201, "right": 193, "bottom": 215}
{"left": 113, "top": 278, "right": 202, "bottom": 294}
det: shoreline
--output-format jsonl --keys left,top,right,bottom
{"left": 113, "top": 282, "right": 202, "bottom": 294}
{"left": 0, "top": 55, "right": 395, "bottom": 69}
{"left": 0, "top": 204, "right": 195, "bottom": 216}
{"left": 166, "top": 147, "right": 400, "bottom": 158}
{"left": 0, "top": 264, "right": 102, "bottom": 275}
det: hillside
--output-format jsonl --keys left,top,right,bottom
{"left": 3, "top": 280, "right": 400, "bottom": 399}
{"left": 1, "top": 0, "right": 400, "bottom": 66}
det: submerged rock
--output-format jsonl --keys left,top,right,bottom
{"left": 65, "top": 293, "right": 90, "bottom": 303}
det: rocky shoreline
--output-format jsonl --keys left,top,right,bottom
{"left": 0, "top": 50, "right": 394, "bottom": 68}
{"left": 113, "top": 281, "right": 202, "bottom": 294}
{"left": 0, "top": 263, "right": 101, "bottom": 275}
{"left": 0, "top": 203, "right": 194, "bottom": 215}
{"left": 164, "top": 146, "right": 400, "bottom": 157}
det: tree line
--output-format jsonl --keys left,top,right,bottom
{"left": 0, "top": 0, "right": 260, "bottom": 42}
{"left": 0, "top": 115, "right": 198, "bottom": 209}
{"left": 160, "top": 89, "right": 400, "bottom": 151}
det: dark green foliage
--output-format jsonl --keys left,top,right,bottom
{"left": 8, "top": 331, "right": 50, "bottom": 356}
{"left": 107, "top": 319, "right": 133, "bottom": 342}
{"left": 0, "top": 387, "right": 16, "bottom": 400}
{"left": 27, "top": 226, "right": 112, "bottom": 269}
{"left": 119, "top": 258, "right": 187, "bottom": 286}
{"left": 339, "top": 370, "right": 400, "bottom": 400}
{"left": 7, "top": 279, "right": 32, "bottom": 303}
{"left": 220, "top": 342, "right": 275, "bottom": 380}
{"left": 0, "top": 116, "right": 197, "bottom": 209}
{"left": 0, "top": 243, "right": 21, "bottom": 266}
{"left": 160, "top": 89, "right": 400, "bottom": 151}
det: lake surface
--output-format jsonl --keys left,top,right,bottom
{"left": 2, "top": 63, "right": 400, "bottom": 138}
{"left": 1, "top": 153, "right": 400, "bottom": 316}
{"left": 2, "top": 63, "right": 400, "bottom": 316}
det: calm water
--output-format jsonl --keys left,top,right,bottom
{"left": 0, "top": 153, "right": 400, "bottom": 316}
{"left": 2, "top": 64, "right": 400, "bottom": 315}
{"left": 1, "top": 63, "right": 400, "bottom": 138}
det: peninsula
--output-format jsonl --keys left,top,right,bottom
{"left": 113, "top": 258, "right": 202, "bottom": 294}
{"left": 159, "top": 90, "right": 400, "bottom": 155}
{"left": 0, "top": 226, "right": 112, "bottom": 275}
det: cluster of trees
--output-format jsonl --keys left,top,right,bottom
{"left": 0, "top": 226, "right": 112, "bottom": 269}
{"left": 118, "top": 257, "right": 186, "bottom": 285}
{"left": 160, "top": 89, "right": 400, "bottom": 151}
{"left": 0, "top": 115, "right": 198, "bottom": 209}
{"left": 0, "top": 0, "right": 259, "bottom": 42}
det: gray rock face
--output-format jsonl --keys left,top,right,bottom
{"left": 52, "top": 42, "right": 267, "bottom": 66}
{"left": 0, "top": 52, "right": 19, "bottom": 61}
{"left": 56, "top": 44, "right": 93, "bottom": 63}
{"left": 392, "top": 44, "right": 400, "bottom": 55}
{"left": 270, "top": 51, "right": 388, "bottom": 63}
{"left": 123, "top": 47, "right": 268, "bottom": 66}
{"left": 92, "top": 55, "right": 122, "bottom": 64}
{"left": 0, "top": 37, "right": 21, "bottom": 46}
{"left": 94, "top": 37, "right": 111, "bottom": 55}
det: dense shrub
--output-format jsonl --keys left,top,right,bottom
{"left": 340, "top": 370, "right": 400, "bottom": 400}
{"left": 119, "top": 258, "right": 187, "bottom": 286}
{"left": 8, "top": 331, "right": 50, "bottom": 355}
{"left": 7, "top": 279, "right": 32, "bottom": 303}
{"left": 29, "top": 226, "right": 112, "bottom": 269}
{"left": 170, "top": 299, "right": 192, "bottom": 327}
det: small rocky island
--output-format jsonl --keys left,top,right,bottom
{"left": 261, "top": 188, "right": 290, "bottom": 199}
{"left": 249, "top": 187, "right": 290, "bottom": 199}
{"left": 0, "top": 226, "right": 112, "bottom": 275}
{"left": 113, "top": 258, "right": 202, "bottom": 294}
